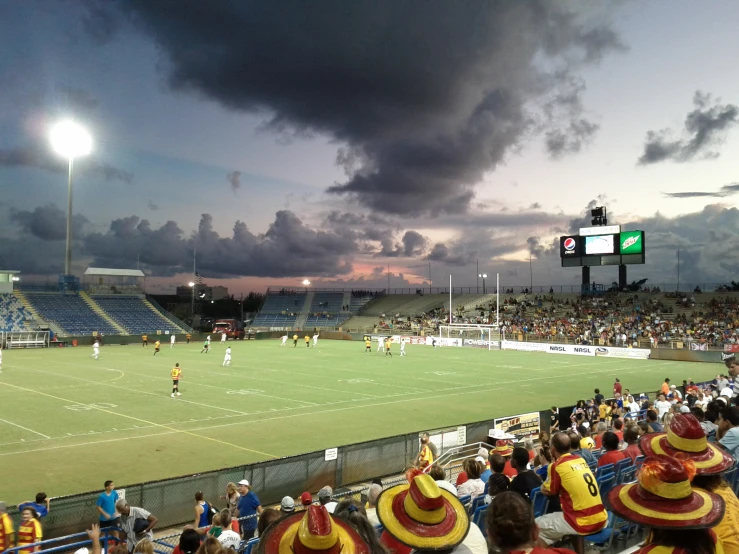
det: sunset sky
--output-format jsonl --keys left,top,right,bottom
{"left": 1, "top": 1, "right": 738, "bottom": 294}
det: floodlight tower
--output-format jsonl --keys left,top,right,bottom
{"left": 49, "top": 120, "right": 92, "bottom": 276}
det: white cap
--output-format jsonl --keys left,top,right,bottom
{"left": 680, "top": 405, "right": 691, "bottom": 413}
{"left": 238, "top": 479, "right": 249, "bottom": 486}
{"left": 721, "top": 387, "right": 734, "bottom": 398}
{"left": 475, "top": 456, "right": 485, "bottom": 464}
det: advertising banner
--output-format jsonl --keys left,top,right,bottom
{"left": 501, "top": 340, "right": 547, "bottom": 352}
{"left": 559, "top": 236, "right": 582, "bottom": 257}
{"left": 392, "top": 335, "right": 426, "bottom": 345}
{"left": 425, "top": 336, "right": 462, "bottom": 347}
{"left": 724, "top": 344, "right": 739, "bottom": 353}
{"left": 619, "top": 231, "right": 644, "bottom": 255}
{"left": 690, "top": 342, "right": 708, "bottom": 351}
{"left": 493, "top": 412, "right": 540, "bottom": 441}
{"left": 594, "top": 346, "right": 651, "bottom": 360}
{"left": 547, "top": 344, "right": 596, "bottom": 356}
{"left": 462, "top": 338, "right": 500, "bottom": 348}
{"left": 502, "top": 340, "right": 651, "bottom": 360}
{"left": 584, "top": 235, "right": 615, "bottom": 255}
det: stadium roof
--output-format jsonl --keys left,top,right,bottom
{"left": 84, "top": 267, "right": 145, "bottom": 277}
{"left": 0, "top": 269, "right": 20, "bottom": 274}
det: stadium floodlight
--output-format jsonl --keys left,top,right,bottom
{"left": 478, "top": 273, "right": 488, "bottom": 294}
{"left": 12, "top": 276, "right": 20, "bottom": 282}
{"left": 302, "top": 279, "right": 311, "bottom": 285}
{"left": 188, "top": 282, "right": 195, "bottom": 314}
{"left": 49, "top": 119, "right": 93, "bottom": 276}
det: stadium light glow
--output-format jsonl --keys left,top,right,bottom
{"left": 49, "top": 119, "right": 93, "bottom": 277}
{"left": 12, "top": 276, "right": 20, "bottom": 282}
{"left": 302, "top": 279, "right": 311, "bottom": 285}
{"left": 479, "top": 273, "right": 488, "bottom": 294}
{"left": 188, "top": 282, "right": 195, "bottom": 287}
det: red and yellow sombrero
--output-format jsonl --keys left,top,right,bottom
{"left": 377, "top": 474, "right": 470, "bottom": 551}
{"left": 492, "top": 440, "right": 513, "bottom": 457}
{"left": 258, "top": 505, "right": 370, "bottom": 554}
{"left": 605, "top": 456, "right": 724, "bottom": 529}
{"left": 640, "top": 414, "right": 735, "bottom": 474}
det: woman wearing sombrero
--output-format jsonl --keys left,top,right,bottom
{"left": 640, "top": 414, "right": 738, "bottom": 554}
{"left": 605, "top": 455, "right": 726, "bottom": 554}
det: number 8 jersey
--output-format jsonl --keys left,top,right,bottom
{"left": 541, "top": 453, "right": 608, "bottom": 534}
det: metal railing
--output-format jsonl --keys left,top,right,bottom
{"left": 4, "top": 527, "right": 122, "bottom": 554}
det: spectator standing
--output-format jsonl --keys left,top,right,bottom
{"left": 0, "top": 502, "right": 15, "bottom": 553}
{"left": 537, "top": 432, "right": 607, "bottom": 546}
{"left": 421, "top": 432, "right": 439, "bottom": 459}
{"left": 215, "top": 511, "right": 240, "bottom": 550}
{"left": 604, "top": 456, "right": 725, "bottom": 554}
{"left": 365, "top": 483, "right": 382, "bottom": 526}
{"left": 221, "top": 482, "right": 240, "bottom": 518}
{"left": 549, "top": 406, "right": 560, "bottom": 432}
{"left": 17, "top": 507, "right": 42, "bottom": 554}
{"left": 718, "top": 406, "right": 739, "bottom": 458}
{"left": 193, "top": 492, "right": 210, "bottom": 529}
{"left": 597, "top": 432, "right": 625, "bottom": 467}
{"left": 19, "top": 493, "right": 50, "bottom": 519}
{"left": 493, "top": 440, "right": 517, "bottom": 478}
{"left": 509, "top": 447, "right": 542, "bottom": 501}
{"left": 593, "top": 422, "right": 607, "bottom": 449}
{"left": 236, "top": 480, "right": 262, "bottom": 539}
{"left": 660, "top": 378, "right": 671, "bottom": 396}
{"left": 479, "top": 456, "right": 492, "bottom": 484}
{"left": 418, "top": 434, "right": 435, "bottom": 468}
{"left": 646, "top": 410, "right": 664, "bottom": 433}
{"left": 613, "top": 378, "right": 622, "bottom": 396}
{"left": 692, "top": 474, "right": 739, "bottom": 554}
{"left": 612, "top": 419, "right": 624, "bottom": 442}
{"left": 594, "top": 389, "right": 604, "bottom": 406}
{"left": 96, "top": 481, "right": 120, "bottom": 529}
{"left": 116, "top": 499, "right": 157, "bottom": 552}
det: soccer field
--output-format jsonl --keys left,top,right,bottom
{"left": 0, "top": 339, "right": 719, "bottom": 503}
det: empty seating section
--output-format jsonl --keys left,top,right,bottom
{"left": 92, "top": 295, "right": 185, "bottom": 334}
{"left": 306, "top": 292, "right": 349, "bottom": 328}
{"left": 359, "top": 295, "right": 417, "bottom": 316}
{"left": 349, "top": 295, "right": 373, "bottom": 313}
{"left": 251, "top": 314, "right": 298, "bottom": 328}
{"left": 252, "top": 293, "right": 304, "bottom": 328}
{"left": 24, "top": 293, "right": 118, "bottom": 335}
{"left": 0, "top": 294, "right": 33, "bottom": 332}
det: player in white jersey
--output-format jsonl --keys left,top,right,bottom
{"left": 223, "top": 346, "right": 232, "bottom": 367}
{"left": 170, "top": 334, "right": 176, "bottom": 348}
{"left": 0, "top": 347, "right": 3, "bottom": 372}
{"left": 377, "top": 337, "right": 384, "bottom": 353}
{"left": 221, "top": 332, "right": 227, "bottom": 344}
{"left": 312, "top": 333, "right": 319, "bottom": 347}
{"left": 400, "top": 340, "right": 407, "bottom": 356}
{"left": 280, "top": 334, "right": 288, "bottom": 346}
{"left": 92, "top": 340, "right": 100, "bottom": 360}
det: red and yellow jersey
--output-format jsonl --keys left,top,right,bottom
{"left": 17, "top": 518, "right": 42, "bottom": 554}
{"left": 636, "top": 530, "right": 723, "bottom": 554}
{"left": 0, "top": 512, "right": 15, "bottom": 551}
{"left": 419, "top": 445, "right": 434, "bottom": 468}
{"left": 708, "top": 485, "right": 739, "bottom": 554}
{"left": 154, "top": 341, "right": 161, "bottom": 348}
{"left": 542, "top": 453, "right": 607, "bottom": 534}
{"left": 171, "top": 367, "right": 182, "bottom": 380}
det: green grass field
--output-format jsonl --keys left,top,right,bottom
{"left": 0, "top": 339, "right": 719, "bottom": 503}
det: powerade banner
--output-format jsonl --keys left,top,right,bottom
{"left": 559, "top": 235, "right": 581, "bottom": 257}
{"left": 493, "top": 412, "right": 540, "bottom": 441}
{"left": 462, "top": 339, "right": 500, "bottom": 348}
{"left": 619, "top": 231, "right": 644, "bottom": 254}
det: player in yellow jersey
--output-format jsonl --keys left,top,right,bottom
{"left": 153, "top": 340, "right": 161, "bottom": 355}
{"left": 171, "top": 363, "right": 182, "bottom": 397}
{"left": 364, "top": 336, "right": 372, "bottom": 353}
{"left": 385, "top": 338, "right": 392, "bottom": 357}
{"left": 304, "top": 335, "right": 310, "bottom": 348}
{"left": 293, "top": 334, "right": 298, "bottom": 347}
{"left": 142, "top": 334, "right": 148, "bottom": 347}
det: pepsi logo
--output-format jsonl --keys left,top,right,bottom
{"left": 564, "top": 238, "right": 576, "bottom": 251}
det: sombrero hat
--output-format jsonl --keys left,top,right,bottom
{"left": 640, "top": 413, "right": 735, "bottom": 474}
{"left": 258, "top": 505, "right": 370, "bottom": 554}
{"left": 377, "top": 474, "right": 470, "bottom": 551}
{"left": 492, "top": 439, "right": 513, "bottom": 457}
{"left": 605, "top": 456, "right": 724, "bottom": 529}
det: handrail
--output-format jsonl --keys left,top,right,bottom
{"left": 145, "top": 295, "right": 193, "bottom": 333}
{"left": 4, "top": 527, "right": 122, "bottom": 554}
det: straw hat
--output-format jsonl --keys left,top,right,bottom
{"left": 376, "top": 474, "right": 469, "bottom": 551}
{"left": 258, "top": 505, "right": 370, "bottom": 554}
{"left": 606, "top": 456, "right": 724, "bottom": 529}
{"left": 492, "top": 440, "right": 513, "bottom": 457}
{"left": 640, "top": 414, "right": 735, "bottom": 474}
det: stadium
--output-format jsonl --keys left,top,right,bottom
{"left": 2, "top": 4, "right": 739, "bottom": 554}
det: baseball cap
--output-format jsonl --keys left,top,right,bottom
{"left": 318, "top": 486, "right": 333, "bottom": 499}
{"left": 680, "top": 405, "right": 691, "bottom": 414}
{"left": 474, "top": 456, "right": 485, "bottom": 464}
{"left": 280, "top": 496, "right": 295, "bottom": 513}
{"left": 300, "top": 492, "right": 312, "bottom": 506}
{"left": 721, "top": 387, "right": 734, "bottom": 398}
{"left": 238, "top": 479, "right": 250, "bottom": 487}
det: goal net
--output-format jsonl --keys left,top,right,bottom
{"left": 438, "top": 324, "right": 502, "bottom": 350}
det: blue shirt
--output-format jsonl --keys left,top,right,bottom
{"left": 237, "top": 491, "right": 260, "bottom": 531}
{"left": 720, "top": 427, "right": 739, "bottom": 458}
{"left": 480, "top": 469, "right": 492, "bottom": 484}
{"left": 96, "top": 490, "right": 119, "bottom": 521}
{"left": 18, "top": 502, "right": 48, "bottom": 519}
{"left": 197, "top": 502, "right": 210, "bottom": 528}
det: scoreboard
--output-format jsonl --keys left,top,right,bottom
{"left": 560, "top": 229, "right": 645, "bottom": 267}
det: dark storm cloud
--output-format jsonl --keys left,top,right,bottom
{"left": 377, "top": 230, "right": 428, "bottom": 258}
{"left": 119, "top": 1, "right": 621, "bottom": 216}
{"left": 662, "top": 182, "right": 739, "bottom": 199}
{"left": 425, "top": 244, "right": 474, "bottom": 266}
{"left": 0, "top": 145, "right": 133, "bottom": 184}
{"left": 638, "top": 92, "right": 738, "bottom": 165}
{"left": 227, "top": 171, "right": 241, "bottom": 193}
{"left": 80, "top": 0, "right": 122, "bottom": 45}
{"left": 10, "top": 204, "right": 89, "bottom": 241}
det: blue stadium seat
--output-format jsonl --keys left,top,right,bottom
{"left": 24, "top": 293, "right": 119, "bottom": 335}
{"left": 0, "top": 294, "right": 33, "bottom": 332}
{"left": 613, "top": 458, "right": 632, "bottom": 482}
{"left": 472, "top": 505, "right": 488, "bottom": 536}
{"left": 92, "top": 295, "right": 185, "bottom": 334}
{"left": 530, "top": 487, "right": 549, "bottom": 518}
{"left": 305, "top": 292, "right": 350, "bottom": 328}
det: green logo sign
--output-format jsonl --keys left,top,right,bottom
{"left": 620, "top": 231, "right": 643, "bottom": 254}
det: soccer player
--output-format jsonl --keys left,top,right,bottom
{"left": 142, "top": 333, "right": 148, "bottom": 347}
{"left": 186, "top": 333, "right": 191, "bottom": 344}
{"left": 171, "top": 363, "right": 182, "bottom": 397}
{"left": 17, "top": 507, "right": 42, "bottom": 554}
{"left": 281, "top": 334, "right": 288, "bottom": 346}
{"left": 364, "top": 337, "right": 372, "bottom": 353}
{"left": 170, "top": 334, "right": 176, "bottom": 348}
{"left": 312, "top": 333, "right": 319, "bottom": 347}
{"left": 385, "top": 338, "right": 392, "bottom": 357}
{"left": 221, "top": 332, "right": 227, "bottom": 344}
{"left": 377, "top": 337, "right": 384, "bottom": 353}
{"left": 223, "top": 346, "right": 232, "bottom": 367}
{"left": 91, "top": 340, "right": 100, "bottom": 360}
{"left": 201, "top": 340, "right": 210, "bottom": 354}
{"left": 293, "top": 334, "right": 298, "bottom": 347}
{"left": 400, "top": 339, "right": 407, "bottom": 356}
{"left": 153, "top": 340, "right": 161, "bottom": 355}
{"left": 304, "top": 335, "right": 310, "bottom": 348}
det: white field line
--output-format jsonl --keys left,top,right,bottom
{"left": 0, "top": 417, "right": 50, "bottom": 439}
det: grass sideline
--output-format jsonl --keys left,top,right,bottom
{"left": 0, "top": 339, "right": 718, "bottom": 502}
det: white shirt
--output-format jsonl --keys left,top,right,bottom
{"left": 456, "top": 478, "right": 485, "bottom": 500}
{"left": 171, "top": 335, "right": 175, "bottom": 342}
{"left": 218, "top": 530, "right": 241, "bottom": 550}
{"left": 93, "top": 342, "right": 100, "bottom": 350}
{"left": 225, "top": 348, "right": 231, "bottom": 356}
{"left": 655, "top": 400, "right": 671, "bottom": 418}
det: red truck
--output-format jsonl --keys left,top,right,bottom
{"left": 213, "top": 319, "right": 245, "bottom": 340}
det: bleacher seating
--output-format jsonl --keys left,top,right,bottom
{"left": 92, "top": 295, "right": 186, "bottom": 334}
{"left": 259, "top": 293, "right": 306, "bottom": 314}
{"left": 251, "top": 314, "right": 298, "bottom": 328}
{"left": 305, "top": 292, "right": 350, "bottom": 328}
{"left": 0, "top": 294, "right": 34, "bottom": 332}
{"left": 24, "top": 292, "right": 119, "bottom": 335}
{"left": 349, "top": 295, "right": 373, "bottom": 313}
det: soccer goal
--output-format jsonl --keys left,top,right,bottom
{"left": 438, "top": 324, "right": 502, "bottom": 350}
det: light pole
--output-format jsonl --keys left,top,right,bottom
{"left": 479, "top": 273, "right": 487, "bottom": 294}
{"left": 188, "top": 281, "right": 195, "bottom": 315}
{"left": 49, "top": 120, "right": 92, "bottom": 276}
{"left": 302, "top": 279, "right": 311, "bottom": 293}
